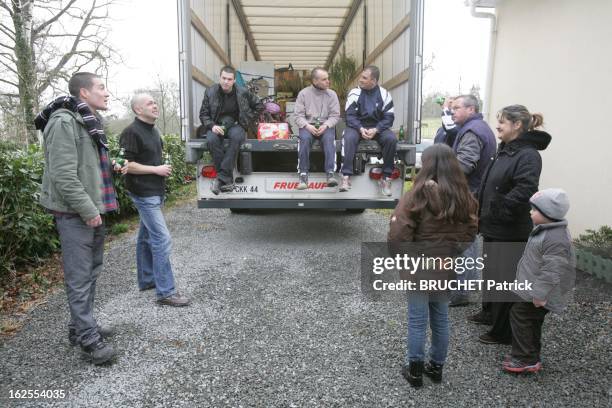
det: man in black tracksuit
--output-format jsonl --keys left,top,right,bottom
{"left": 340, "top": 65, "right": 396, "bottom": 196}
{"left": 198, "top": 66, "right": 263, "bottom": 194}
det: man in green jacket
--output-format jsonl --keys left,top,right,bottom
{"left": 38, "top": 72, "right": 119, "bottom": 365}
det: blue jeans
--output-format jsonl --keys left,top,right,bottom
{"left": 129, "top": 193, "right": 176, "bottom": 299}
{"left": 406, "top": 292, "right": 449, "bottom": 365}
{"left": 451, "top": 236, "right": 482, "bottom": 299}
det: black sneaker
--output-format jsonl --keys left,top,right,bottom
{"left": 467, "top": 310, "right": 492, "bottom": 325}
{"left": 449, "top": 295, "right": 470, "bottom": 307}
{"left": 81, "top": 339, "right": 115, "bottom": 365}
{"left": 69, "top": 325, "right": 115, "bottom": 346}
{"left": 157, "top": 293, "right": 191, "bottom": 307}
{"left": 401, "top": 361, "right": 424, "bottom": 387}
{"left": 297, "top": 173, "right": 308, "bottom": 190}
{"left": 219, "top": 183, "right": 235, "bottom": 193}
{"left": 326, "top": 172, "right": 338, "bottom": 187}
{"left": 424, "top": 361, "right": 443, "bottom": 383}
{"left": 478, "top": 332, "right": 511, "bottom": 345}
{"left": 139, "top": 282, "right": 156, "bottom": 291}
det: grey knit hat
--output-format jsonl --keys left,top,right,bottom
{"left": 530, "top": 188, "right": 570, "bottom": 221}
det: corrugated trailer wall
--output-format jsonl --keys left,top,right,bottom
{"left": 332, "top": 0, "right": 412, "bottom": 130}
{"left": 189, "top": 0, "right": 254, "bottom": 130}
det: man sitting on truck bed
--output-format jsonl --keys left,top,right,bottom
{"left": 198, "top": 65, "right": 263, "bottom": 195}
{"left": 294, "top": 67, "right": 341, "bottom": 190}
{"left": 340, "top": 65, "right": 397, "bottom": 196}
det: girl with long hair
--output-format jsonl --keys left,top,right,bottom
{"left": 388, "top": 143, "right": 478, "bottom": 387}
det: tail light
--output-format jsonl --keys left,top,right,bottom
{"left": 369, "top": 167, "right": 400, "bottom": 180}
{"left": 201, "top": 165, "right": 217, "bottom": 178}
{"left": 369, "top": 167, "right": 383, "bottom": 180}
{"left": 389, "top": 167, "right": 401, "bottom": 180}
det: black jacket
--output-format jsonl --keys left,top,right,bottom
{"left": 478, "top": 130, "right": 552, "bottom": 241}
{"left": 198, "top": 84, "right": 263, "bottom": 136}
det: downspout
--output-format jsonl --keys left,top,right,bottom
{"left": 468, "top": 0, "right": 497, "bottom": 123}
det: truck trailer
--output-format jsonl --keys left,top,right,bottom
{"left": 178, "top": 0, "right": 424, "bottom": 212}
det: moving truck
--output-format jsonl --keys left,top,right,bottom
{"left": 178, "top": 0, "right": 424, "bottom": 212}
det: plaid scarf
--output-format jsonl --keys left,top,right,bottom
{"left": 35, "top": 96, "right": 118, "bottom": 213}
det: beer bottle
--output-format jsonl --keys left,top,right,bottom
{"left": 114, "top": 148, "right": 126, "bottom": 167}
{"left": 399, "top": 125, "right": 405, "bottom": 140}
{"left": 314, "top": 117, "right": 321, "bottom": 130}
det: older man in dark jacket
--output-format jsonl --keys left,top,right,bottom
{"left": 199, "top": 66, "right": 263, "bottom": 194}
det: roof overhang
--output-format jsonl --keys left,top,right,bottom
{"left": 236, "top": 0, "right": 358, "bottom": 70}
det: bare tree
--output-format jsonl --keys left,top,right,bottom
{"left": 115, "top": 79, "right": 181, "bottom": 135}
{"left": 0, "top": 0, "right": 120, "bottom": 144}
{"left": 154, "top": 75, "right": 180, "bottom": 135}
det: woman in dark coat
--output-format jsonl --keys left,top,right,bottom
{"left": 470, "top": 105, "right": 552, "bottom": 345}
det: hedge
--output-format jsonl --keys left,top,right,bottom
{"left": 0, "top": 134, "right": 195, "bottom": 281}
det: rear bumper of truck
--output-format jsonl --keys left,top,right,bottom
{"left": 197, "top": 198, "right": 398, "bottom": 209}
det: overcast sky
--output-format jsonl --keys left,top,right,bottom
{"left": 105, "top": 0, "right": 490, "bottom": 113}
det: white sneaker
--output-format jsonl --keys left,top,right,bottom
{"left": 339, "top": 176, "right": 351, "bottom": 192}
{"left": 297, "top": 173, "right": 308, "bottom": 190}
{"left": 380, "top": 177, "right": 392, "bottom": 196}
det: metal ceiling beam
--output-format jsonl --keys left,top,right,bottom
{"left": 231, "top": 0, "right": 260, "bottom": 61}
{"left": 325, "top": 0, "right": 363, "bottom": 69}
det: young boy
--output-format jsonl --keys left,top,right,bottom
{"left": 504, "top": 188, "right": 576, "bottom": 373}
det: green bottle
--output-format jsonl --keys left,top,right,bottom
{"left": 220, "top": 125, "right": 226, "bottom": 134}
{"left": 435, "top": 96, "right": 445, "bottom": 106}
{"left": 114, "top": 148, "right": 126, "bottom": 167}
{"left": 164, "top": 153, "right": 170, "bottom": 165}
{"left": 399, "top": 125, "right": 405, "bottom": 140}
{"left": 314, "top": 117, "right": 321, "bottom": 130}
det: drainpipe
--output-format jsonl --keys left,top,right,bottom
{"left": 468, "top": 0, "right": 497, "bottom": 123}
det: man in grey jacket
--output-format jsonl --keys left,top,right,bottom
{"left": 294, "top": 67, "right": 341, "bottom": 189}
{"left": 39, "top": 72, "right": 118, "bottom": 365}
{"left": 504, "top": 188, "right": 576, "bottom": 373}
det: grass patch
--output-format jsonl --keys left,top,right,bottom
{"left": 110, "top": 223, "right": 130, "bottom": 235}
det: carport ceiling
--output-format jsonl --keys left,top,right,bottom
{"left": 237, "top": 0, "right": 356, "bottom": 70}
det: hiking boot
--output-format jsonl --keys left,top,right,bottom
{"left": 157, "top": 293, "right": 190, "bottom": 307}
{"left": 211, "top": 179, "right": 221, "bottom": 195}
{"left": 339, "top": 176, "right": 351, "bottom": 192}
{"left": 503, "top": 358, "right": 542, "bottom": 373}
{"left": 478, "top": 332, "right": 511, "bottom": 345}
{"left": 401, "top": 361, "right": 424, "bottom": 387}
{"left": 326, "top": 172, "right": 338, "bottom": 187}
{"left": 297, "top": 173, "right": 308, "bottom": 190}
{"left": 467, "top": 310, "right": 492, "bottom": 325}
{"left": 423, "top": 361, "right": 443, "bottom": 383}
{"left": 449, "top": 295, "right": 470, "bottom": 307}
{"left": 69, "top": 325, "right": 115, "bottom": 347}
{"left": 80, "top": 339, "right": 115, "bottom": 365}
{"left": 380, "top": 177, "right": 392, "bottom": 196}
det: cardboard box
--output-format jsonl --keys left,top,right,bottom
{"left": 257, "top": 123, "right": 290, "bottom": 140}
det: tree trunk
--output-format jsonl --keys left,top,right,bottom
{"left": 12, "top": 1, "right": 38, "bottom": 145}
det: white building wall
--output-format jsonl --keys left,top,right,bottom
{"left": 489, "top": 0, "right": 612, "bottom": 233}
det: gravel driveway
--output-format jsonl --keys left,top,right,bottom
{"left": 1, "top": 203, "right": 611, "bottom": 407}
